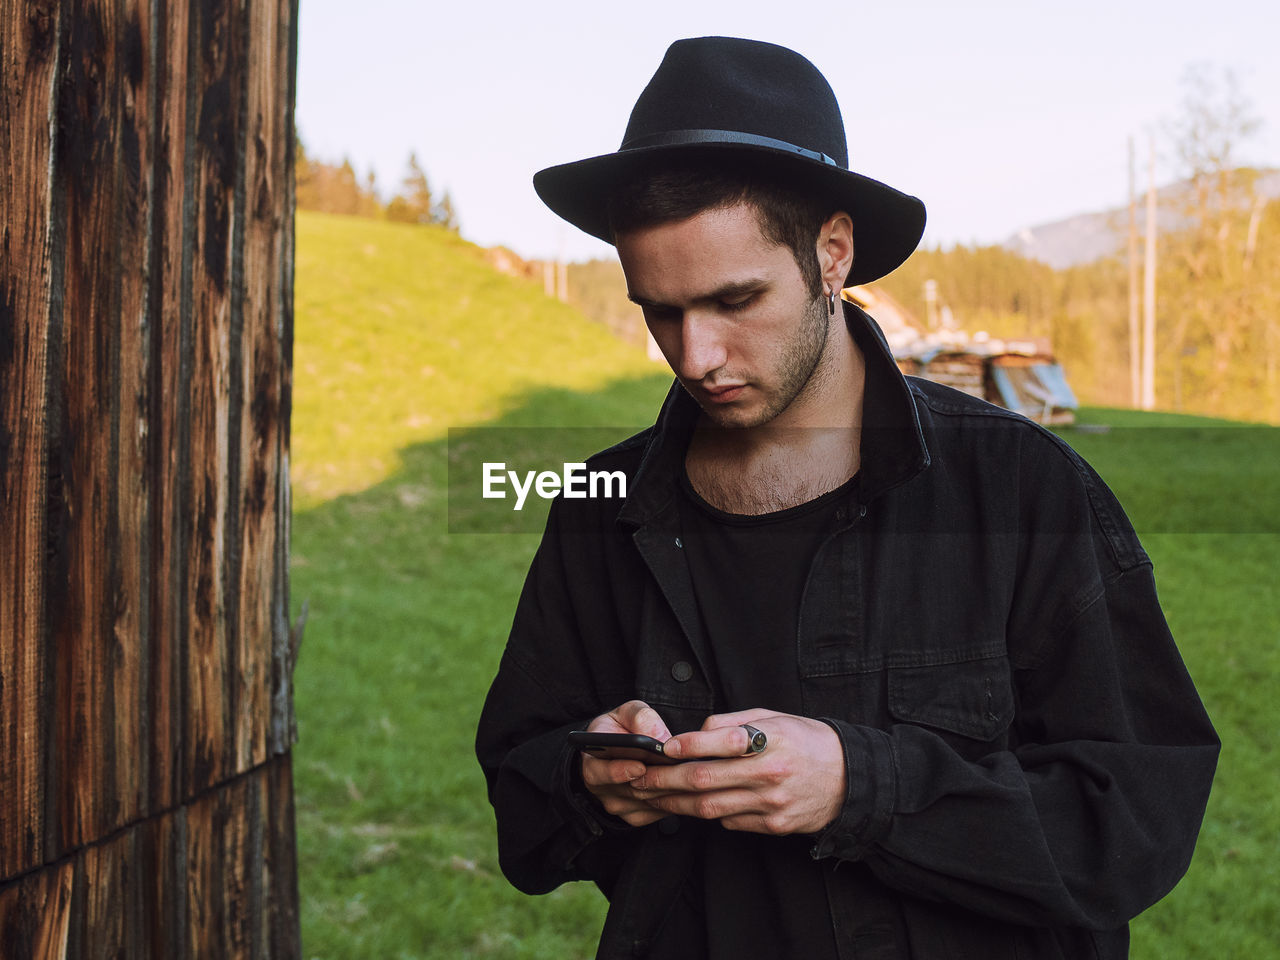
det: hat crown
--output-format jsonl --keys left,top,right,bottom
{"left": 622, "top": 37, "right": 849, "bottom": 170}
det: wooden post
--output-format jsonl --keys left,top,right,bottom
{"left": 0, "top": 0, "right": 301, "bottom": 955}
{"left": 1128, "top": 136, "right": 1141, "bottom": 408}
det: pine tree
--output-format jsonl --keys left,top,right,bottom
{"left": 432, "top": 189, "right": 459, "bottom": 232}
{"left": 294, "top": 134, "right": 320, "bottom": 210}
{"left": 330, "top": 157, "right": 362, "bottom": 215}
{"left": 360, "top": 169, "right": 380, "bottom": 218}
{"left": 400, "top": 151, "right": 433, "bottom": 224}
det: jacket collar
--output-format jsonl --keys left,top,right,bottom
{"left": 617, "top": 301, "right": 930, "bottom": 529}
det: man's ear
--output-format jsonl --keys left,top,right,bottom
{"left": 816, "top": 211, "right": 855, "bottom": 295}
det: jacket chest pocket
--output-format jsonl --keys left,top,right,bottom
{"left": 887, "top": 655, "right": 1015, "bottom": 754}
{"left": 632, "top": 578, "right": 717, "bottom": 715}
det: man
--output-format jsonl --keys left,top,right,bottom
{"left": 476, "top": 37, "right": 1218, "bottom": 960}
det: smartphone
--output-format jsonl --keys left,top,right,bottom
{"left": 568, "top": 731, "right": 687, "bottom": 765}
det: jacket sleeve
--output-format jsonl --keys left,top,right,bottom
{"left": 475, "top": 498, "right": 638, "bottom": 895}
{"left": 812, "top": 443, "right": 1220, "bottom": 930}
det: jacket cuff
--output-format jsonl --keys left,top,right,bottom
{"left": 553, "top": 736, "right": 635, "bottom": 856}
{"left": 810, "top": 718, "right": 897, "bottom": 861}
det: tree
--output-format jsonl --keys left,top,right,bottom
{"left": 386, "top": 152, "right": 462, "bottom": 231}
{"left": 1159, "top": 64, "right": 1267, "bottom": 414}
{"left": 294, "top": 134, "right": 320, "bottom": 210}
{"left": 293, "top": 135, "right": 380, "bottom": 217}
{"left": 391, "top": 151, "right": 432, "bottom": 225}
{"left": 331, "top": 158, "right": 362, "bottom": 215}
{"left": 360, "top": 169, "right": 380, "bottom": 218}
{"left": 432, "top": 188, "right": 459, "bottom": 232}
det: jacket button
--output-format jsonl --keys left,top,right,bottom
{"left": 659, "top": 817, "right": 681, "bottom": 835}
{"left": 671, "top": 661, "right": 693, "bottom": 682}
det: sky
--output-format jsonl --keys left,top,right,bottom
{"left": 296, "top": 0, "right": 1280, "bottom": 264}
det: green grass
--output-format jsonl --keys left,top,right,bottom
{"left": 1052, "top": 411, "right": 1280, "bottom": 958}
{"left": 290, "top": 212, "right": 1279, "bottom": 957}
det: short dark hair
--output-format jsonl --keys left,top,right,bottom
{"left": 606, "top": 160, "right": 840, "bottom": 298}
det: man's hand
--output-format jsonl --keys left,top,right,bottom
{"left": 579, "top": 700, "right": 674, "bottom": 827}
{"left": 629, "top": 709, "right": 847, "bottom": 835}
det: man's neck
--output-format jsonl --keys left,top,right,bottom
{"left": 685, "top": 331, "right": 866, "bottom": 515}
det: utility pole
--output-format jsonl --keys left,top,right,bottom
{"left": 1127, "top": 137, "right": 1141, "bottom": 408}
{"left": 1141, "top": 134, "right": 1158, "bottom": 411}
{"left": 556, "top": 260, "right": 569, "bottom": 302}
{"left": 1243, "top": 193, "right": 1265, "bottom": 273}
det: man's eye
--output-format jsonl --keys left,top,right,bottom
{"left": 721, "top": 296, "right": 754, "bottom": 313}
{"left": 643, "top": 306, "right": 680, "bottom": 323}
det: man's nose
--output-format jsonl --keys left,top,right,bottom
{"left": 679, "top": 312, "right": 728, "bottom": 382}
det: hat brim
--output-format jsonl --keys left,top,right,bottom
{"left": 533, "top": 142, "right": 926, "bottom": 286}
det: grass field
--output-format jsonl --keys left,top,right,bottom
{"left": 290, "top": 211, "right": 1279, "bottom": 958}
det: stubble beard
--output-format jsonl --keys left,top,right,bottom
{"left": 702, "top": 292, "right": 832, "bottom": 429}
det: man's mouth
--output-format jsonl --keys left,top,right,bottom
{"left": 702, "top": 383, "right": 746, "bottom": 403}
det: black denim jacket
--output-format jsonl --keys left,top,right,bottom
{"left": 475, "top": 305, "right": 1219, "bottom": 960}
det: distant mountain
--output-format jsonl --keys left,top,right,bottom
{"left": 1002, "top": 169, "right": 1280, "bottom": 269}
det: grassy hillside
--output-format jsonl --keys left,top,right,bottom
{"left": 292, "top": 212, "right": 661, "bottom": 508}
{"left": 290, "top": 211, "right": 1277, "bottom": 958}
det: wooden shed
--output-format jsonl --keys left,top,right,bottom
{"left": 1, "top": 0, "right": 301, "bottom": 955}
{"left": 914, "top": 351, "right": 987, "bottom": 400}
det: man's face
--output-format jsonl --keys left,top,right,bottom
{"left": 616, "top": 202, "right": 830, "bottom": 429}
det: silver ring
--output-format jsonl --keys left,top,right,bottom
{"left": 740, "top": 724, "right": 767, "bottom": 755}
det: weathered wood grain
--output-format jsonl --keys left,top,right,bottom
{"left": 135, "top": 804, "right": 185, "bottom": 959}
{"left": 75, "top": 829, "right": 129, "bottom": 958}
{"left": 234, "top": 0, "right": 283, "bottom": 775}
{"left": 185, "top": 768, "right": 280, "bottom": 960}
{"left": 48, "top": 0, "right": 130, "bottom": 857}
{"left": 266, "top": 753, "right": 301, "bottom": 958}
{"left": 0, "top": 757, "right": 298, "bottom": 958}
{"left": 146, "top": 0, "right": 194, "bottom": 819}
{"left": 270, "top": 0, "right": 299, "bottom": 757}
{"left": 0, "top": 858, "right": 74, "bottom": 959}
{"left": 113, "top": 0, "right": 157, "bottom": 844}
{"left": 2, "top": 0, "right": 299, "bottom": 950}
{"left": 185, "top": 775, "right": 225, "bottom": 958}
{"left": 0, "top": 0, "right": 60, "bottom": 881}
{"left": 183, "top": 0, "right": 249, "bottom": 800}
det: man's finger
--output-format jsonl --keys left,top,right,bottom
{"left": 720, "top": 812, "right": 783, "bottom": 834}
{"left": 702, "top": 708, "right": 778, "bottom": 730}
{"left": 598, "top": 790, "right": 671, "bottom": 826}
{"left": 620, "top": 808, "right": 670, "bottom": 828}
{"left": 663, "top": 723, "right": 767, "bottom": 760}
{"left": 582, "top": 757, "right": 646, "bottom": 787}
{"left": 645, "top": 787, "right": 762, "bottom": 822}
{"left": 631, "top": 757, "right": 753, "bottom": 794}
{"left": 614, "top": 700, "right": 673, "bottom": 740}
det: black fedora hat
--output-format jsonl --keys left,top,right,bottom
{"left": 534, "top": 36, "right": 926, "bottom": 286}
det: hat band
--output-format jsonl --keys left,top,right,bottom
{"left": 619, "top": 128, "right": 838, "bottom": 168}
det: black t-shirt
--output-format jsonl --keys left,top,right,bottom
{"left": 672, "top": 469, "right": 857, "bottom": 960}
{"left": 677, "top": 469, "right": 854, "bottom": 715}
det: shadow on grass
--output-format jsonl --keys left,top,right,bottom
{"left": 287, "top": 371, "right": 671, "bottom": 960}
